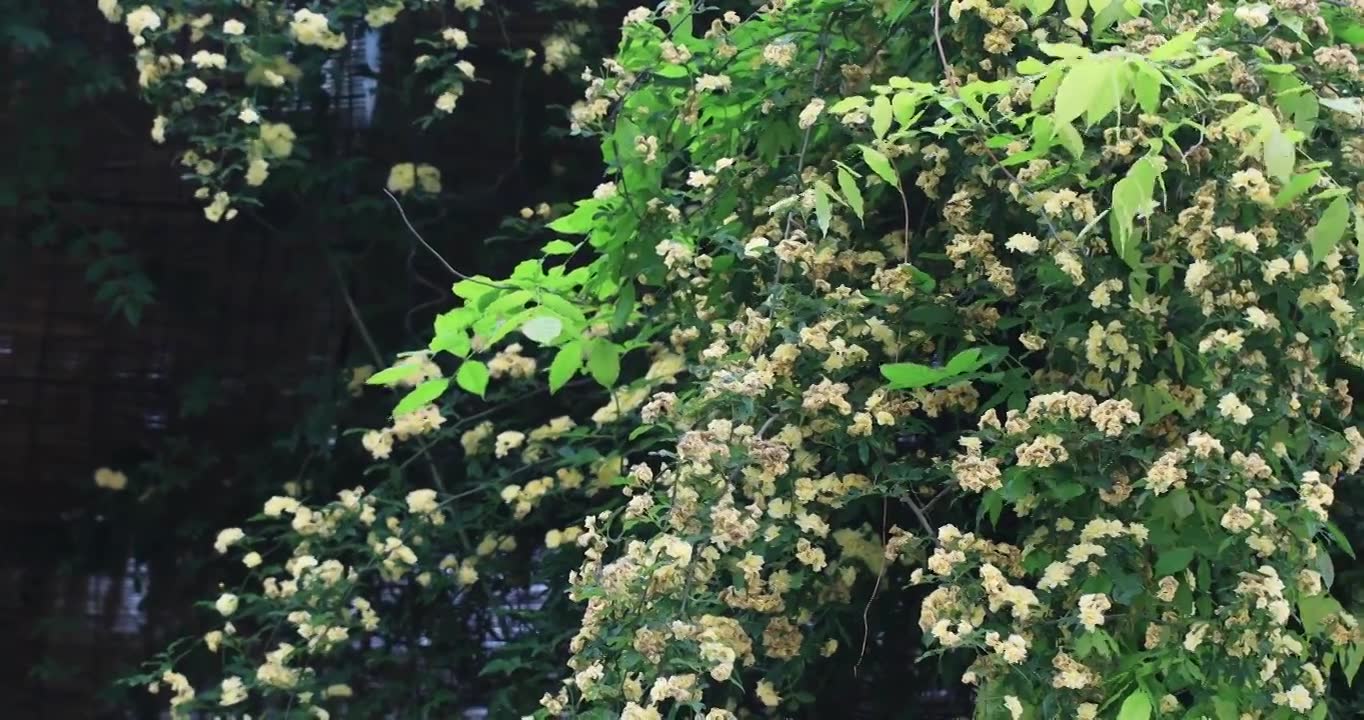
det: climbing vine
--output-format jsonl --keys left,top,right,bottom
{"left": 113, "top": 0, "right": 1364, "bottom": 718}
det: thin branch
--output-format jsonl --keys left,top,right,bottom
{"left": 855, "top": 497, "right": 890, "bottom": 677}
{"left": 904, "top": 493, "right": 936, "bottom": 538}
{"left": 384, "top": 188, "right": 503, "bottom": 288}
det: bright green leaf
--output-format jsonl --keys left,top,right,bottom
{"left": 1016, "top": 57, "right": 1048, "bottom": 75}
{"left": 890, "top": 91, "right": 919, "bottom": 124}
{"left": 859, "top": 145, "right": 900, "bottom": 187}
{"left": 546, "top": 199, "right": 601, "bottom": 234}
{"left": 1038, "top": 42, "right": 1091, "bottom": 59}
{"left": 393, "top": 378, "right": 449, "bottom": 417}
{"left": 587, "top": 341, "right": 622, "bottom": 387}
{"left": 871, "top": 94, "right": 893, "bottom": 139}
{"left": 1308, "top": 196, "right": 1350, "bottom": 265}
{"left": 367, "top": 364, "right": 420, "bottom": 386}
{"left": 1116, "top": 690, "right": 1152, "bottom": 720}
{"left": 521, "top": 315, "right": 564, "bottom": 344}
{"left": 837, "top": 169, "right": 865, "bottom": 222}
{"left": 549, "top": 341, "right": 583, "bottom": 393}
{"left": 1263, "top": 127, "right": 1295, "bottom": 183}
{"left": 455, "top": 361, "right": 489, "bottom": 398}
{"left": 814, "top": 183, "right": 834, "bottom": 236}
{"left": 1147, "top": 30, "right": 1197, "bottom": 61}
{"left": 542, "top": 239, "right": 577, "bottom": 255}
{"left": 1273, "top": 170, "right": 1321, "bottom": 208}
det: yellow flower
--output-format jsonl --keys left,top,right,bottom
{"left": 387, "top": 163, "right": 416, "bottom": 194}
{"left": 93, "top": 467, "right": 128, "bottom": 490}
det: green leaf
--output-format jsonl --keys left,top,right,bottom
{"left": 1065, "top": 0, "right": 1086, "bottom": 17}
{"left": 859, "top": 145, "right": 900, "bottom": 187}
{"left": 452, "top": 278, "right": 498, "bottom": 301}
{"left": 837, "top": 168, "right": 865, "bottom": 222}
{"left": 1055, "top": 59, "right": 1122, "bottom": 126}
{"left": 521, "top": 315, "right": 564, "bottom": 344}
{"left": 881, "top": 348, "right": 990, "bottom": 389}
{"left": 1031, "top": 68, "right": 1064, "bottom": 111}
{"left": 1016, "top": 57, "right": 1048, "bottom": 75}
{"left": 548, "top": 341, "right": 583, "bottom": 393}
{"left": 1147, "top": 30, "right": 1197, "bottom": 61}
{"left": 891, "top": 91, "right": 920, "bottom": 124}
{"left": 366, "top": 364, "right": 420, "bottom": 386}
{"left": 1299, "top": 594, "right": 1343, "bottom": 634}
{"left": 455, "top": 361, "right": 489, "bottom": 398}
{"left": 871, "top": 94, "right": 893, "bottom": 139}
{"left": 1155, "top": 547, "right": 1195, "bottom": 576}
{"left": 1055, "top": 122, "right": 1084, "bottom": 158}
{"left": 542, "top": 239, "right": 577, "bottom": 255}
{"left": 1038, "top": 42, "right": 1091, "bottom": 59}
{"left": 1116, "top": 690, "right": 1152, "bottom": 720}
{"left": 1131, "top": 63, "right": 1162, "bottom": 114}
{"left": 1273, "top": 170, "right": 1320, "bottom": 208}
{"left": 814, "top": 182, "right": 835, "bottom": 236}
{"left": 546, "top": 199, "right": 601, "bottom": 234}
{"left": 587, "top": 341, "right": 622, "bottom": 387}
{"left": 393, "top": 378, "right": 449, "bottom": 416}
{"left": 1263, "top": 127, "right": 1295, "bottom": 183}
{"left": 1026, "top": 0, "right": 1057, "bottom": 16}
{"left": 1344, "top": 641, "right": 1364, "bottom": 685}
{"left": 1109, "top": 156, "right": 1162, "bottom": 268}
{"left": 1308, "top": 195, "right": 1350, "bottom": 265}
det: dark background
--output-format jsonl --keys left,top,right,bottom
{"left": 0, "top": 1, "right": 613, "bottom": 716}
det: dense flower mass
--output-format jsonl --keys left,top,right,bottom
{"left": 120, "top": 0, "right": 1364, "bottom": 718}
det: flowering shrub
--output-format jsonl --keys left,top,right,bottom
{"left": 117, "top": 0, "right": 1364, "bottom": 718}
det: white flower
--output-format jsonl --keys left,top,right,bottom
{"left": 220, "top": 676, "right": 247, "bottom": 706}
{"left": 98, "top": 0, "right": 122, "bottom": 23}
{"left": 222, "top": 19, "right": 245, "bottom": 35}
{"left": 798, "top": 98, "right": 825, "bottom": 129}
{"left": 1005, "top": 232, "right": 1040, "bottom": 254}
{"left": 1234, "top": 4, "right": 1271, "bottom": 28}
{"left": 1217, "top": 393, "right": 1254, "bottom": 425}
{"left": 185, "top": 77, "right": 208, "bottom": 94}
{"left": 238, "top": 107, "right": 260, "bottom": 124}
{"left": 214, "top": 527, "right": 244, "bottom": 554}
{"left": 624, "top": 7, "right": 653, "bottom": 26}
{"left": 695, "top": 74, "right": 732, "bottom": 93}
{"left": 245, "top": 158, "right": 270, "bottom": 187}
{"left": 457, "top": 60, "right": 476, "bottom": 78}
{"left": 442, "top": 27, "right": 470, "bottom": 48}
{"left": 435, "top": 91, "right": 459, "bottom": 113}
{"left": 1003, "top": 696, "right": 1023, "bottom": 720}
{"left": 125, "top": 6, "right": 161, "bottom": 45}
{"left": 190, "top": 50, "right": 227, "bottom": 70}
{"left": 150, "top": 116, "right": 167, "bottom": 144}
{"left": 407, "top": 488, "right": 440, "bottom": 514}
{"left": 214, "top": 592, "right": 239, "bottom": 616}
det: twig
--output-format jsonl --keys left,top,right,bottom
{"left": 920, "top": 487, "right": 952, "bottom": 513}
{"left": 855, "top": 497, "right": 890, "bottom": 676}
{"left": 904, "top": 493, "right": 936, "bottom": 538}
{"left": 384, "top": 188, "right": 502, "bottom": 288}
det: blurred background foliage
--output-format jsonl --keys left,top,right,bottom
{"left": 0, "top": 0, "right": 623, "bottom": 716}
